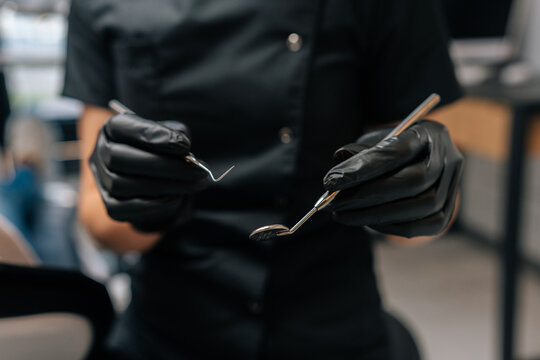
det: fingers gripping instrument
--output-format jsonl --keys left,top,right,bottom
{"left": 249, "top": 93, "right": 441, "bottom": 242}
{"left": 108, "top": 100, "right": 235, "bottom": 182}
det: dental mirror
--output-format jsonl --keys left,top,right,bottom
{"left": 249, "top": 93, "right": 441, "bottom": 242}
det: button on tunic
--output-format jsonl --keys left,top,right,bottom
{"left": 286, "top": 33, "right": 303, "bottom": 52}
{"left": 64, "top": 0, "right": 462, "bottom": 359}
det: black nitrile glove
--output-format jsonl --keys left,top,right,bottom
{"left": 323, "top": 120, "right": 464, "bottom": 238}
{"left": 89, "top": 113, "right": 209, "bottom": 232}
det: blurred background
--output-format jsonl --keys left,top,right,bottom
{"left": 0, "top": 0, "right": 539, "bottom": 359}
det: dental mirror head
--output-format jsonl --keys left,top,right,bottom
{"left": 249, "top": 224, "right": 290, "bottom": 242}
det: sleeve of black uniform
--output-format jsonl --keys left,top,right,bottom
{"left": 62, "top": 0, "right": 114, "bottom": 108}
{"left": 362, "top": 0, "right": 463, "bottom": 125}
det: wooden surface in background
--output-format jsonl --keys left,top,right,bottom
{"left": 431, "top": 97, "right": 540, "bottom": 160}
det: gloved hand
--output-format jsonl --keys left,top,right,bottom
{"left": 89, "top": 113, "right": 209, "bottom": 232}
{"left": 323, "top": 120, "right": 464, "bottom": 238}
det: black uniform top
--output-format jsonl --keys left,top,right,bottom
{"left": 64, "top": 0, "right": 461, "bottom": 359}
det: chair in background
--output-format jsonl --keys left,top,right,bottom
{"left": 0, "top": 214, "right": 114, "bottom": 360}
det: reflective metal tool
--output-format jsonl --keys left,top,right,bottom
{"left": 249, "top": 93, "right": 441, "bottom": 241}
{"left": 108, "top": 100, "right": 235, "bottom": 182}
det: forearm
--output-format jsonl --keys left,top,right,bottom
{"left": 77, "top": 105, "right": 160, "bottom": 253}
{"left": 77, "top": 180, "right": 160, "bottom": 253}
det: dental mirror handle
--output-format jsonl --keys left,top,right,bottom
{"left": 283, "top": 190, "right": 339, "bottom": 235}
